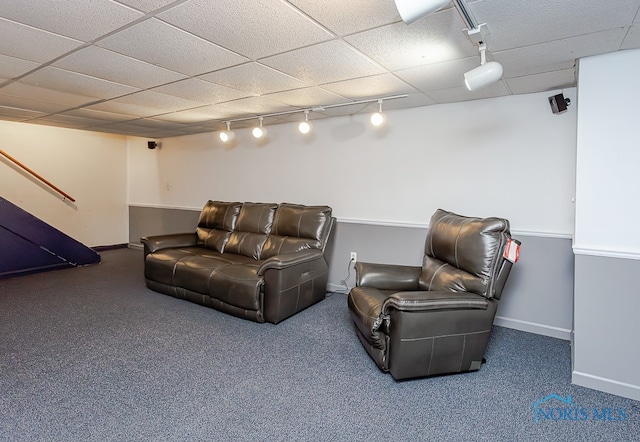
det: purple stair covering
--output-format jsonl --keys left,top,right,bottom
{"left": 0, "top": 197, "right": 100, "bottom": 278}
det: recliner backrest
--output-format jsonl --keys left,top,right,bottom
{"left": 196, "top": 201, "right": 242, "bottom": 252}
{"left": 418, "top": 209, "right": 511, "bottom": 299}
{"left": 261, "top": 204, "right": 333, "bottom": 259}
{"left": 225, "top": 202, "right": 278, "bottom": 259}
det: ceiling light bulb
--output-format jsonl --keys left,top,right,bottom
{"left": 299, "top": 121, "right": 311, "bottom": 134}
{"left": 370, "top": 112, "right": 385, "bottom": 127}
{"left": 252, "top": 126, "right": 266, "bottom": 138}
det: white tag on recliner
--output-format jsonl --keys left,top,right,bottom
{"left": 503, "top": 239, "right": 521, "bottom": 263}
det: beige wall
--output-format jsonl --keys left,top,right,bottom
{"left": 0, "top": 121, "right": 132, "bottom": 247}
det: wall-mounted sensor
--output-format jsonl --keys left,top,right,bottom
{"left": 148, "top": 141, "right": 158, "bottom": 149}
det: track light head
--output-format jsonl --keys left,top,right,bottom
{"left": 219, "top": 122, "right": 235, "bottom": 142}
{"left": 394, "top": 0, "right": 450, "bottom": 24}
{"left": 370, "top": 100, "right": 386, "bottom": 127}
{"left": 298, "top": 110, "right": 312, "bottom": 134}
{"left": 464, "top": 43, "right": 503, "bottom": 91}
{"left": 464, "top": 61, "right": 503, "bottom": 91}
{"left": 252, "top": 117, "right": 267, "bottom": 139}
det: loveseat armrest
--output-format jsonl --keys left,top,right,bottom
{"left": 355, "top": 262, "right": 421, "bottom": 291}
{"left": 140, "top": 233, "right": 197, "bottom": 256}
{"left": 258, "top": 249, "right": 323, "bottom": 274}
{"left": 381, "top": 291, "right": 489, "bottom": 315}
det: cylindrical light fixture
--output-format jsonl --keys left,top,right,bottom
{"left": 394, "top": 0, "right": 450, "bottom": 24}
{"left": 298, "top": 110, "right": 312, "bottom": 134}
{"left": 252, "top": 117, "right": 267, "bottom": 139}
{"left": 219, "top": 121, "right": 235, "bottom": 143}
{"left": 370, "top": 100, "right": 385, "bottom": 127}
{"left": 464, "top": 45, "right": 503, "bottom": 91}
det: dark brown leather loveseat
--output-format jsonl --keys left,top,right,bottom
{"left": 141, "top": 201, "right": 335, "bottom": 324}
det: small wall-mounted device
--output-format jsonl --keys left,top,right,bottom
{"left": 548, "top": 93, "right": 571, "bottom": 114}
{"left": 147, "top": 141, "right": 158, "bottom": 149}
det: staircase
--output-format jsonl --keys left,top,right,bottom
{"left": 0, "top": 197, "right": 100, "bottom": 279}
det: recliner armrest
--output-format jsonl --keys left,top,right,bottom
{"left": 258, "top": 249, "right": 323, "bottom": 274}
{"left": 355, "top": 262, "right": 421, "bottom": 291}
{"left": 140, "top": 233, "right": 198, "bottom": 255}
{"left": 382, "top": 291, "right": 489, "bottom": 314}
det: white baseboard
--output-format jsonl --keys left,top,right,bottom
{"left": 492, "top": 316, "right": 572, "bottom": 340}
{"left": 572, "top": 371, "right": 640, "bottom": 401}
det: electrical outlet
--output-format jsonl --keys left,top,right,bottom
{"left": 350, "top": 252, "right": 357, "bottom": 263}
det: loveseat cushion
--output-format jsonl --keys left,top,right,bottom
{"left": 418, "top": 209, "right": 510, "bottom": 298}
{"left": 196, "top": 201, "right": 242, "bottom": 252}
{"left": 262, "top": 204, "right": 332, "bottom": 258}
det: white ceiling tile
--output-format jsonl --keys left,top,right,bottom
{"left": 116, "top": 0, "right": 181, "bottom": 13}
{"left": 0, "top": 81, "right": 101, "bottom": 107}
{"left": 288, "top": 0, "right": 402, "bottom": 35}
{"left": 1, "top": 0, "right": 640, "bottom": 136}
{"left": 320, "top": 73, "right": 417, "bottom": 99}
{"left": 427, "top": 81, "right": 511, "bottom": 104}
{"left": 20, "top": 67, "right": 139, "bottom": 100}
{"left": 264, "top": 87, "right": 349, "bottom": 107}
{"left": 216, "top": 96, "right": 295, "bottom": 115}
{"left": 621, "top": 25, "right": 640, "bottom": 49}
{"left": 151, "top": 105, "right": 241, "bottom": 124}
{"left": 494, "top": 29, "right": 625, "bottom": 78}
{"left": 96, "top": 18, "right": 248, "bottom": 76}
{"left": 158, "top": 0, "right": 334, "bottom": 59}
{"left": 0, "top": 17, "right": 82, "bottom": 62}
{"left": 506, "top": 69, "right": 576, "bottom": 95}
{"left": 0, "top": 105, "right": 46, "bottom": 119}
{"left": 29, "top": 113, "right": 110, "bottom": 128}
{"left": 96, "top": 90, "right": 205, "bottom": 115}
{"left": 313, "top": 101, "right": 379, "bottom": 118}
{"left": 151, "top": 78, "right": 252, "bottom": 104}
{"left": 378, "top": 93, "right": 437, "bottom": 110}
{"left": 345, "top": 9, "right": 477, "bottom": 71}
{"left": 471, "top": 0, "right": 640, "bottom": 52}
{"left": 61, "top": 107, "right": 137, "bottom": 123}
{"left": 395, "top": 58, "right": 481, "bottom": 91}
{"left": 199, "top": 63, "right": 308, "bottom": 95}
{"left": 0, "top": 0, "right": 143, "bottom": 41}
{"left": 0, "top": 54, "right": 39, "bottom": 79}
{"left": 261, "top": 40, "right": 386, "bottom": 85}
{"left": 0, "top": 95, "right": 71, "bottom": 114}
{"left": 53, "top": 46, "right": 186, "bottom": 89}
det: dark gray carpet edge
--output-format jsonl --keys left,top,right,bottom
{"left": 1, "top": 248, "right": 639, "bottom": 442}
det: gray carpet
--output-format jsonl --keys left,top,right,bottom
{"left": 1, "top": 248, "right": 639, "bottom": 441}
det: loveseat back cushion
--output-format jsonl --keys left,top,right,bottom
{"left": 225, "top": 203, "right": 278, "bottom": 259}
{"left": 195, "top": 201, "right": 242, "bottom": 252}
{"left": 418, "top": 209, "right": 510, "bottom": 298}
{"left": 261, "top": 204, "right": 333, "bottom": 259}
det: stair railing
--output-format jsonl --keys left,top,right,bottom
{"left": 0, "top": 149, "right": 76, "bottom": 202}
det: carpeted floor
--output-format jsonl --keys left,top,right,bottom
{"left": 1, "top": 248, "right": 639, "bottom": 441}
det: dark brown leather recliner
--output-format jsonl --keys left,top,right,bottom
{"left": 348, "top": 209, "right": 517, "bottom": 380}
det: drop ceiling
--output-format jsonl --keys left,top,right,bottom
{"left": 0, "top": 0, "right": 638, "bottom": 138}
